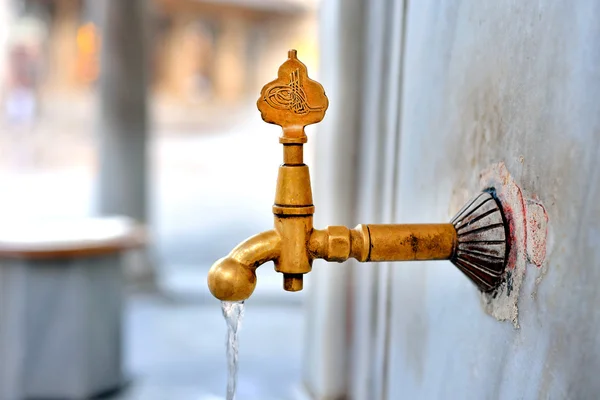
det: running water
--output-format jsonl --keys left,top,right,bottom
{"left": 221, "top": 301, "right": 245, "bottom": 400}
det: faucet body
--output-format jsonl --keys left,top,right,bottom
{"left": 207, "top": 50, "right": 509, "bottom": 301}
{"left": 273, "top": 148, "right": 314, "bottom": 290}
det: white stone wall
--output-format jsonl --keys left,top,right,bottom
{"left": 386, "top": 1, "right": 600, "bottom": 398}
{"left": 305, "top": 0, "right": 600, "bottom": 398}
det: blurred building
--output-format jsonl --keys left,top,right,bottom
{"left": 8, "top": 0, "right": 319, "bottom": 104}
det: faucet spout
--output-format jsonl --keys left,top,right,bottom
{"left": 207, "top": 230, "right": 281, "bottom": 301}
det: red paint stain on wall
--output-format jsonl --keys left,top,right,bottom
{"left": 481, "top": 163, "right": 527, "bottom": 271}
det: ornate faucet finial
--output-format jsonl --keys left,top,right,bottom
{"left": 257, "top": 49, "right": 328, "bottom": 140}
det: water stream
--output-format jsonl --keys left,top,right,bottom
{"left": 221, "top": 301, "right": 245, "bottom": 400}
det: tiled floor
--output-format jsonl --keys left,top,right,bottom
{"left": 110, "top": 294, "right": 305, "bottom": 400}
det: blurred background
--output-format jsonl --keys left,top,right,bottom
{"left": 3, "top": 1, "right": 597, "bottom": 400}
{"left": 0, "top": 0, "right": 319, "bottom": 399}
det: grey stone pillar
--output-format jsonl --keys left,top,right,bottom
{"left": 96, "top": 0, "right": 149, "bottom": 223}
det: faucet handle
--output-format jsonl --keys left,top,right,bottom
{"left": 257, "top": 49, "right": 329, "bottom": 141}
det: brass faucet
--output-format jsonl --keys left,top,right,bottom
{"left": 207, "top": 50, "right": 509, "bottom": 301}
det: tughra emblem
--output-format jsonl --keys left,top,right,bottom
{"left": 257, "top": 50, "right": 328, "bottom": 138}
{"left": 263, "top": 68, "right": 324, "bottom": 115}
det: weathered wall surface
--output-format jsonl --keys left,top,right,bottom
{"left": 387, "top": 1, "right": 600, "bottom": 398}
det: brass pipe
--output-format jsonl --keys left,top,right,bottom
{"left": 365, "top": 224, "right": 456, "bottom": 261}
{"left": 206, "top": 50, "right": 509, "bottom": 301}
{"left": 309, "top": 224, "right": 456, "bottom": 263}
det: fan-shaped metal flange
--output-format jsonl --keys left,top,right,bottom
{"left": 450, "top": 190, "right": 509, "bottom": 292}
